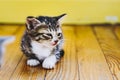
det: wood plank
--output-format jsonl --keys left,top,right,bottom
{"left": 75, "top": 26, "right": 113, "bottom": 80}
{"left": 45, "top": 26, "right": 79, "bottom": 80}
{"left": 10, "top": 56, "right": 46, "bottom": 80}
{"left": 115, "top": 26, "right": 120, "bottom": 39}
{"left": 94, "top": 26, "right": 120, "bottom": 80}
{"left": 0, "top": 26, "right": 25, "bottom": 80}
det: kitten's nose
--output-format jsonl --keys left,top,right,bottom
{"left": 54, "top": 40, "right": 58, "bottom": 44}
{"left": 51, "top": 40, "right": 58, "bottom": 46}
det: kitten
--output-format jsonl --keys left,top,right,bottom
{"left": 21, "top": 14, "right": 66, "bottom": 69}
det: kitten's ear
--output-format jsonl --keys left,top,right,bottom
{"left": 26, "top": 16, "right": 41, "bottom": 30}
{"left": 56, "top": 14, "right": 67, "bottom": 23}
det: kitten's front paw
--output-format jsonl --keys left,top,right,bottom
{"left": 42, "top": 55, "right": 56, "bottom": 69}
{"left": 27, "top": 59, "right": 40, "bottom": 66}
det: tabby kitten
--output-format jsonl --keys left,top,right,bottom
{"left": 21, "top": 14, "right": 66, "bottom": 69}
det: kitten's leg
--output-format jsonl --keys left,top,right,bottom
{"left": 42, "top": 49, "right": 64, "bottom": 69}
{"left": 26, "top": 54, "right": 40, "bottom": 66}
{"left": 42, "top": 55, "right": 57, "bottom": 69}
{"left": 55, "top": 49, "right": 64, "bottom": 60}
{"left": 27, "top": 59, "right": 40, "bottom": 66}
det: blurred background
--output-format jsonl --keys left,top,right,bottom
{"left": 0, "top": 0, "right": 120, "bottom": 25}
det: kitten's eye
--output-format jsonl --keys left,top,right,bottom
{"left": 57, "top": 33, "right": 61, "bottom": 37}
{"left": 46, "top": 33, "right": 52, "bottom": 37}
{"left": 42, "top": 33, "right": 52, "bottom": 40}
{"left": 56, "top": 25, "right": 59, "bottom": 28}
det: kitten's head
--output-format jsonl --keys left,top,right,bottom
{"left": 26, "top": 14, "right": 66, "bottom": 47}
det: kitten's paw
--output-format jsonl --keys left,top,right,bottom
{"left": 27, "top": 59, "right": 40, "bottom": 66}
{"left": 42, "top": 55, "right": 57, "bottom": 69}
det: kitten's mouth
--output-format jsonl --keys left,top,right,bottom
{"left": 52, "top": 43, "right": 57, "bottom": 46}
{"left": 51, "top": 40, "right": 58, "bottom": 46}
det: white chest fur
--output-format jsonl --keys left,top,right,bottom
{"left": 31, "top": 41, "right": 52, "bottom": 60}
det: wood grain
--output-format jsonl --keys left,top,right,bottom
{"left": 115, "top": 26, "right": 120, "bottom": 39}
{"left": 45, "top": 26, "right": 79, "bottom": 80}
{"left": 94, "top": 26, "right": 120, "bottom": 80}
{"left": 10, "top": 56, "right": 46, "bottom": 80}
{"left": 75, "top": 26, "right": 113, "bottom": 80}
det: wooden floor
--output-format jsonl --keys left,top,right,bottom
{"left": 0, "top": 25, "right": 120, "bottom": 80}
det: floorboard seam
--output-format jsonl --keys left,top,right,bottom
{"left": 74, "top": 26, "right": 80, "bottom": 80}
{"left": 111, "top": 26, "right": 119, "bottom": 40}
{"left": 91, "top": 26, "right": 114, "bottom": 80}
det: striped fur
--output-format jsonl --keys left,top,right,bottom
{"left": 21, "top": 14, "right": 66, "bottom": 69}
